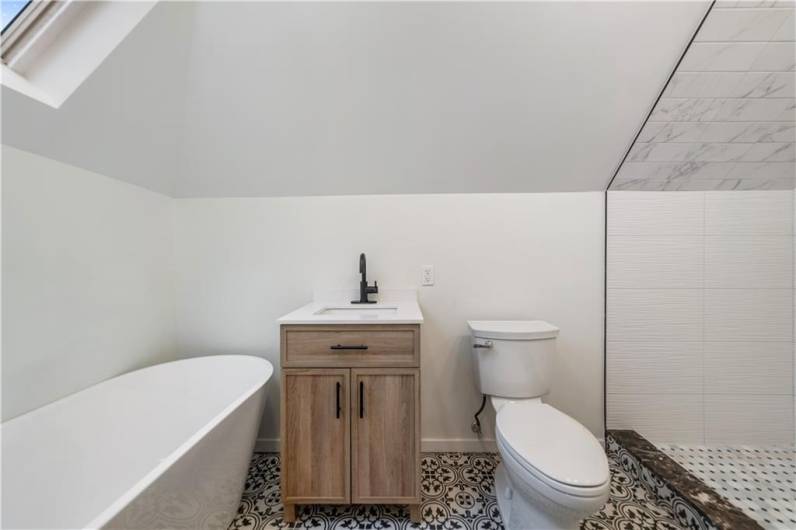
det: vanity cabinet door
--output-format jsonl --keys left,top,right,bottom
{"left": 351, "top": 369, "right": 420, "bottom": 503}
{"left": 281, "top": 369, "right": 350, "bottom": 504}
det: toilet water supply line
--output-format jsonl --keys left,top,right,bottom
{"left": 471, "top": 339, "right": 493, "bottom": 434}
{"left": 472, "top": 394, "right": 487, "bottom": 435}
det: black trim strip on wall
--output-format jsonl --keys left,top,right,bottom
{"left": 602, "top": 0, "right": 716, "bottom": 441}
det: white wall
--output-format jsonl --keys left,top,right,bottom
{"left": 607, "top": 190, "right": 795, "bottom": 446}
{"left": 174, "top": 193, "right": 605, "bottom": 449}
{"left": 1, "top": 146, "right": 176, "bottom": 421}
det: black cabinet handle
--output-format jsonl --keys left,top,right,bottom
{"left": 330, "top": 344, "right": 368, "bottom": 350}
{"left": 335, "top": 382, "right": 341, "bottom": 418}
{"left": 359, "top": 381, "right": 364, "bottom": 418}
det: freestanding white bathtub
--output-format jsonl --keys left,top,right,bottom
{"left": 1, "top": 355, "right": 273, "bottom": 530}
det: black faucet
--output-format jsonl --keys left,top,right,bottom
{"left": 351, "top": 253, "right": 378, "bottom": 304}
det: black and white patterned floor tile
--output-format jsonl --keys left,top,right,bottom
{"left": 657, "top": 444, "right": 796, "bottom": 530}
{"left": 229, "top": 452, "right": 684, "bottom": 530}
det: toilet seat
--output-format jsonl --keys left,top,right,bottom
{"left": 495, "top": 401, "right": 609, "bottom": 498}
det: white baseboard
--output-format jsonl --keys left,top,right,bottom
{"left": 255, "top": 437, "right": 497, "bottom": 453}
{"left": 421, "top": 438, "right": 497, "bottom": 453}
{"left": 254, "top": 438, "right": 280, "bottom": 452}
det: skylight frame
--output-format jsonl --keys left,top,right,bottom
{"left": 2, "top": 0, "right": 33, "bottom": 35}
{"left": 1, "top": 0, "right": 59, "bottom": 67}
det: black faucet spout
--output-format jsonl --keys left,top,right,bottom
{"left": 352, "top": 253, "right": 378, "bottom": 304}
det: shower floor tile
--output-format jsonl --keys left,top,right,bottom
{"left": 230, "top": 452, "right": 683, "bottom": 530}
{"left": 657, "top": 444, "right": 796, "bottom": 530}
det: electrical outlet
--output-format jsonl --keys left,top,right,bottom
{"left": 422, "top": 265, "right": 434, "bottom": 286}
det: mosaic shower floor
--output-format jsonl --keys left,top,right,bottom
{"left": 657, "top": 444, "right": 796, "bottom": 530}
{"left": 230, "top": 452, "right": 684, "bottom": 530}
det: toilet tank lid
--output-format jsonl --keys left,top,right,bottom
{"left": 467, "top": 320, "right": 559, "bottom": 340}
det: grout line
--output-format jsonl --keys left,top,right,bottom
{"left": 603, "top": 190, "right": 608, "bottom": 438}
{"left": 701, "top": 191, "right": 707, "bottom": 445}
{"left": 692, "top": 40, "right": 796, "bottom": 44}
{"left": 646, "top": 120, "right": 796, "bottom": 123}
{"left": 658, "top": 96, "right": 796, "bottom": 100}
{"left": 711, "top": 6, "right": 796, "bottom": 10}
{"left": 607, "top": 286, "right": 793, "bottom": 289}
{"left": 677, "top": 69, "right": 796, "bottom": 72}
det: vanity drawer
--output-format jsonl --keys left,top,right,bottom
{"left": 281, "top": 325, "right": 420, "bottom": 367}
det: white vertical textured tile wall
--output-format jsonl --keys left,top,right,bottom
{"left": 704, "top": 394, "right": 794, "bottom": 445}
{"left": 607, "top": 190, "right": 795, "bottom": 445}
{"left": 705, "top": 190, "right": 793, "bottom": 234}
{"left": 704, "top": 236, "right": 793, "bottom": 288}
{"left": 607, "top": 236, "right": 703, "bottom": 288}
{"left": 608, "top": 192, "right": 704, "bottom": 235}
{"left": 704, "top": 342, "right": 793, "bottom": 394}
{"left": 607, "top": 342, "right": 703, "bottom": 394}
{"left": 608, "top": 289, "right": 704, "bottom": 342}
{"left": 607, "top": 393, "right": 704, "bottom": 444}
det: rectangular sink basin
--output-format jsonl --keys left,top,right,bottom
{"left": 277, "top": 290, "right": 423, "bottom": 324}
{"left": 314, "top": 306, "right": 398, "bottom": 317}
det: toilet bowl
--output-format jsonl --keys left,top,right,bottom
{"left": 492, "top": 397, "right": 609, "bottom": 530}
{"left": 467, "top": 320, "right": 610, "bottom": 530}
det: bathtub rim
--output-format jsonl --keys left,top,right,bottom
{"left": 36, "top": 354, "right": 274, "bottom": 530}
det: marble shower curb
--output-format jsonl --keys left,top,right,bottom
{"left": 607, "top": 430, "right": 763, "bottom": 530}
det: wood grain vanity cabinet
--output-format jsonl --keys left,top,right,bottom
{"left": 280, "top": 324, "right": 421, "bottom": 523}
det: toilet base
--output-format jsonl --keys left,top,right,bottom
{"left": 494, "top": 463, "right": 583, "bottom": 530}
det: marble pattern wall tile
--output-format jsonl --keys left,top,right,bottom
{"left": 664, "top": 72, "right": 796, "bottom": 99}
{"left": 610, "top": 3, "right": 795, "bottom": 191}
{"left": 680, "top": 42, "right": 770, "bottom": 71}
{"left": 639, "top": 122, "right": 795, "bottom": 144}
{"left": 717, "top": 1, "right": 795, "bottom": 8}
{"left": 650, "top": 98, "right": 795, "bottom": 122}
{"left": 696, "top": 7, "right": 794, "bottom": 41}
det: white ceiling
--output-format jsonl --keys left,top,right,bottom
{"left": 2, "top": 1, "right": 710, "bottom": 197}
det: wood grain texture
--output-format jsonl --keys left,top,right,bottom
{"left": 283, "top": 503, "right": 295, "bottom": 523}
{"left": 281, "top": 325, "right": 420, "bottom": 368}
{"left": 351, "top": 368, "right": 420, "bottom": 504}
{"left": 281, "top": 369, "right": 350, "bottom": 504}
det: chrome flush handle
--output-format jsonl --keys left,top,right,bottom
{"left": 473, "top": 340, "right": 493, "bottom": 349}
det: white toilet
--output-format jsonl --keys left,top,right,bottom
{"left": 468, "top": 320, "right": 610, "bottom": 530}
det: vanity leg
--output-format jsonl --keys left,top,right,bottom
{"left": 409, "top": 503, "right": 421, "bottom": 523}
{"left": 283, "top": 503, "right": 296, "bottom": 523}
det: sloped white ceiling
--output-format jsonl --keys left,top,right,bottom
{"left": 2, "top": 1, "right": 710, "bottom": 197}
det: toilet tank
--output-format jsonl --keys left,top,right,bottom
{"left": 467, "top": 320, "right": 559, "bottom": 399}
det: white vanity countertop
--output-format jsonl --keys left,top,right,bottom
{"left": 277, "top": 288, "right": 424, "bottom": 325}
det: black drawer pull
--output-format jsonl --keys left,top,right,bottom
{"left": 335, "top": 382, "right": 341, "bottom": 418}
{"left": 330, "top": 344, "right": 368, "bottom": 350}
{"left": 359, "top": 381, "right": 365, "bottom": 418}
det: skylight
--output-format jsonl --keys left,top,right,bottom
{"left": 1, "top": 0, "right": 30, "bottom": 34}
